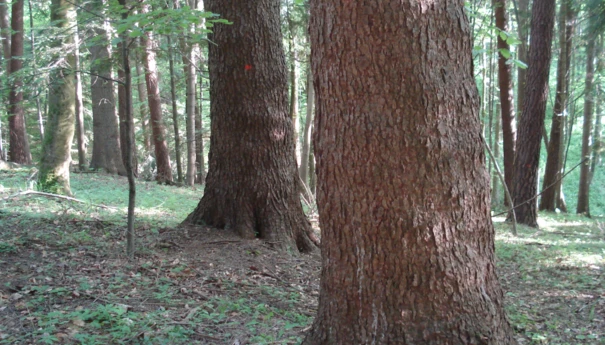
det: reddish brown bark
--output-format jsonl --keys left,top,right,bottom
{"left": 183, "top": 0, "right": 316, "bottom": 252}
{"left": 304, "top": 1, "right": 516, "bottom": 343}
{"left": 511, "top": 0, "right": 556, "bottom": 227}
{"left": 494, "top": 0, "right": 515, "bottom": 197}
{"left": 8, "top": 0, "right": 31, "bottom": 165}
{"left": 141, "top": 4, "right": 172, "bottom": 184}
{"left": 540, "top": 0, "right": 575, "bottom": 212}
{"left": 516, "top": 0, "right": 530, "bottom": 116}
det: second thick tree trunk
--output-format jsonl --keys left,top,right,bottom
{"left": 184, "top": 0, "right": 316, "bottom": 253}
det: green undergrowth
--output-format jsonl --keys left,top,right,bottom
{"left": 494, "top": 214, "right": 605, "bottom": 344}
{"left": 0, "top": 167, "right": 200, "bottom": 227}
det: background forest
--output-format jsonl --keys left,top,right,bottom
{"left": 0, "top": 0, "right": 604, "bottom": 344}
{"left": 0, "top": 0, "right": 603, "bottom": 217}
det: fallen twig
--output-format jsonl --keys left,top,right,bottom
{"left": 1, "top": 190, "right": 118, "bottom": 210}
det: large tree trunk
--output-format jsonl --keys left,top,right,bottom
{"left": 540, "top": 0, "right": 575, "bottom": 212}
{"left": 74, "top": 27, "right": 86, "bottom": 170}
{"left": 494, "top": 0, "right": 515, "bottom": 199}
{"left": 299, "top": 66, "right": 313, "bottom": 186}
{"left": 577, "top": 28, "right": 596, "bottom": 215}
{"left": 141, "top": 4, "right": 172, "bottom": 184}
{"left": 511, "top": 0, "right": 556, "bottom": 227}
{"left": 304, "top": 1, "right": 516, "bottom": 343}
{"left": 88, "top": 4, "right": 126, "bottom": 175}
{"left": 38, "top": 0, "right": 76, "bottom": 195}
{"left": 8, "top": 0, "right": 32, "bottom": 165}
{"left": 183, "top": 0, "right": 317, "bottom": 253}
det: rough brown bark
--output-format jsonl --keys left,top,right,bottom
{"left": 511, "top": 0, "right": 556, "bottom": 227}
{"left": 88, "top": 8, "right": 126, "bottom": 175}
{"left": 540, "top": 0, "right": 575, "bottom": 212}
{"left": 38, "top": 0, "right": 76, "bottom": 195}
{"left": 183, "top": 0, "right": 316, "bottom": 253}
{"left": 304, "top": 1, "right": 516, "bottom": 343}
{"left": 494, "top": 0, "right": 515, "bottom": 197}
{"left": 8, "top": 0, "right": 32, "bottom": 165}
{"left": 577, "top": 30, "right": 596, "bottom": 215}
{"left": 141, "top": 4, "right": 172, "bottom": 184}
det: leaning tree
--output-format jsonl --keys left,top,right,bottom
{"left": 303, "top": 0, "right": 517, "bottom": 343}
{"left": 183, "top": 0, "right": 317, "bottom": 252}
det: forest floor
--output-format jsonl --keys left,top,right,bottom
{"left": 0, "top": 166, "right": 604, "bottom": 345}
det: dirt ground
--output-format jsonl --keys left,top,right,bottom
{"left": 1, "top": 210, "right": 604, "bottom": 344}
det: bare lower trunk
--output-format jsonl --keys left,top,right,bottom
{"left": 184, "top": 0, "right": 317, "bottom": 253}
{"left": 299, "top": 67, "right": 313, "bottom": 186}
{"left": 494, "top": 0, "right": 515, "bottom": 199}
{"left": 141, "top": 4, "right": 172, "bottom": 183}
{"left": 117, "top": 45, "right": 138, "bottom": 176}
{"left": 540, "top": 0, "right": 575, "bottom": 212}
{"left": 88, "top": 9, "right": 126, "bottom": 175}
{"left": 577, "top": 32, "right": 596, "bottom": 215}
{"left": 74, "top": 27, "right": 86, "bottom": 170}
{"left": 167, "top": 35, "right": 183, "bottom": 183}
{"left": 8, "top": 0, "right": 32, "bottom": 165}
{"left": 182, "top": 39, "right": 197, "bottom": 187}
{"left": 195, "top": 72, "right": 206, "bottom": 184}
{"left": 135, "top": 53, "right": 151, "bottom": 152}
{"left": 511, "top": 0, "right": 557, "bottom": 227}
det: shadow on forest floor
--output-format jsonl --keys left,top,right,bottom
{"left": 1, "top": 167, "right": 604, "bottom": 344}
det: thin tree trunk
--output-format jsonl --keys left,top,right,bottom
{"left": 305, "top": 0, "right": 517, "bottom": 342}
{"left": 28, "top": 0, "right": 43, "bottom": 142}
{"left": 167, "top": 35, "right": 183, "bottom": 183}
{"left": 135, "top": 49, "right": 151, "bottom": 152}
{"left": 516, "top": 0, "right": 530, "bottom": 116}
{"left": 38, "top": 0, "right": 76, "bottom": 195}
{"left": 577, "top": 30, "right": 596, "bottom": 215}
{"left": 117, "top": 42, "right": 138, "bottom": 176}
{"left": 184, "top": 0, "right": 317, "bottom": 252}
{"left": 299, "top": 66, "right": 313, "bottom": 186}
{"left": 0, "top": 0, "right": 9, "bottom": 161}
{"left": 196, "top": 70, "right": 205, "bottom": 184}
{"left": 287, "top": 10, "right": 300, "bottom": 164}
{"left": 8, "top": 0, "right": 32, "bottom": 164}
{"left": 141, "top": 4, "right": 172, "bottom": 184}
{"left": 118, "top": 0, "right": 136, "bottom": 259}
{"left": 540, "top": 0, "right": 575, "bottom": 212}
{"left": 183, "top": 0, "right": 197, "bottom": 187}
{"left": 495, "top": 0, "right": 516, "bottom": 202}
{"left": 74, "top": 27, "right": 86, "bottom": 171}
{"left": 493, "top": 107, "right": 501, "bottom": 204}
{"left": 511, "top": 0, "right": 557, "bottom": 227}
